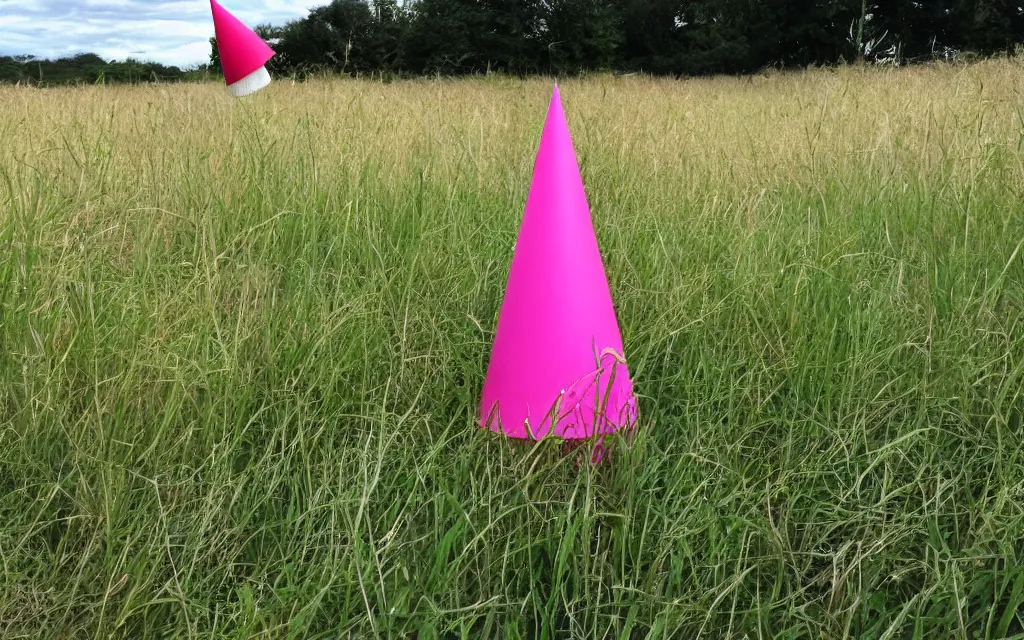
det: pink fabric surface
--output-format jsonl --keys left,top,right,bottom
{"left": 480, "top": 86, "right": 638, "bottom": 440}
{"left": 211, "top": 0, "right": 275, "bottom": 86}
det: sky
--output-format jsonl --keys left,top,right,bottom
{"left": 0, "top": 0, "right": 320, "bottom": 68}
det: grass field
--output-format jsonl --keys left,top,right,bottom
{"left": 2, "top": 60, "right": 1024, "bottom": 638}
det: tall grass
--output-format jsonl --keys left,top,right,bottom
{"left": 2, "top": 60, "right": 1023, "bottom": 638}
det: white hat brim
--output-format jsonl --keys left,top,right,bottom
{"left": 228, "top": 65, "right": 271, "bottom": 98}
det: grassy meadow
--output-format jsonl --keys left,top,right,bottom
{"left": 2, "top": 60, "right": 1024, "bottom": 638}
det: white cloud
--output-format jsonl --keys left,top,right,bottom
{"left": 0, "top": 0, "right": 322, "bottom": 67}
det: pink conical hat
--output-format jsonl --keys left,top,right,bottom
{"left": 480, "top": 85, "right": 638, "bottom": 442}
{"left": 210, "top": 0, "right": 276, "bottom": 97}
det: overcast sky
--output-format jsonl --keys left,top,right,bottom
{"left": 0, "top": 0, "right": 320, "bottom": 68}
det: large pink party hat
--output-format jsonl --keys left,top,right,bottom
{"left": 210, "top": 0, "right": 276, "bottom": 97}
{"left": 480, "top": 85, "right": 638, "bottom": 444}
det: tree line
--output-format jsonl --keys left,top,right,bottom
{"left": 0, "top": 53, "right": 189, "bottom": 86}
{"left": 2, "top": 0, "right": 1021, "bottom": 86}
{"left": 230, "top": 0, "right": 1024, "bottom": 77}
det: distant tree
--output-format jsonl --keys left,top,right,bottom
{"left": 12, "top": 0, "right": 1024, "bottom": 86}
{"left": 272, "top": 0, "right": 377, "bottom": 74}
{"left": 544, "top": 0, "right": 623, "bottom": 73}
{"left": 965, "top": 0, "right": 1021, "bottom": 53}
{"left": 0, "top": 53, "right": 184, "bottom": 85}
{"left": 676, "top": 0, "right": 754, "bottom": 74}
{"left": 209, "top": 37, "right": 220, "bottom": 69}
{"left": 0, "top": 56, "right": 22, "bottom": 83}
{"left": 404, "top": 0, "right": 480, "bottom": 73}
{"left": 363, "top": 0, "right": 411, "bottom": 72}
{"left": 405, "top": 0, "right": 545, "bottom": 74}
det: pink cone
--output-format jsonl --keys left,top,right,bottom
{"left": 480, "top": 85, "right": 638, "bottom": 445}
{"left": 210, "top": 0, "right": 276, "bottom": 97}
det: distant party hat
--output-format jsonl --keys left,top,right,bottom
{"left": 210, "top": 0, "right": 275, "bottom": 97}
{"left": 480, "top": 85, "right": 638, "bottom": 445}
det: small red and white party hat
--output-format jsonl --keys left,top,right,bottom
{"left": 210, "top": 0, "right": 276, "bottom": 97}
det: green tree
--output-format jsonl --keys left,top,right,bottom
{"left": 405, "top": 0, "right": 545, "bottom": 74}
{"left": 364, "top": 0, "right": 411, "bottom": 72}
{"left": 544, "top": 0, "right": 623, "bottom": 73}
{"left": 157, "top": 0, "right": 1024, "bottom": 83}
{"left": 274, "top": 0, "right": 376, "bottom": 74}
